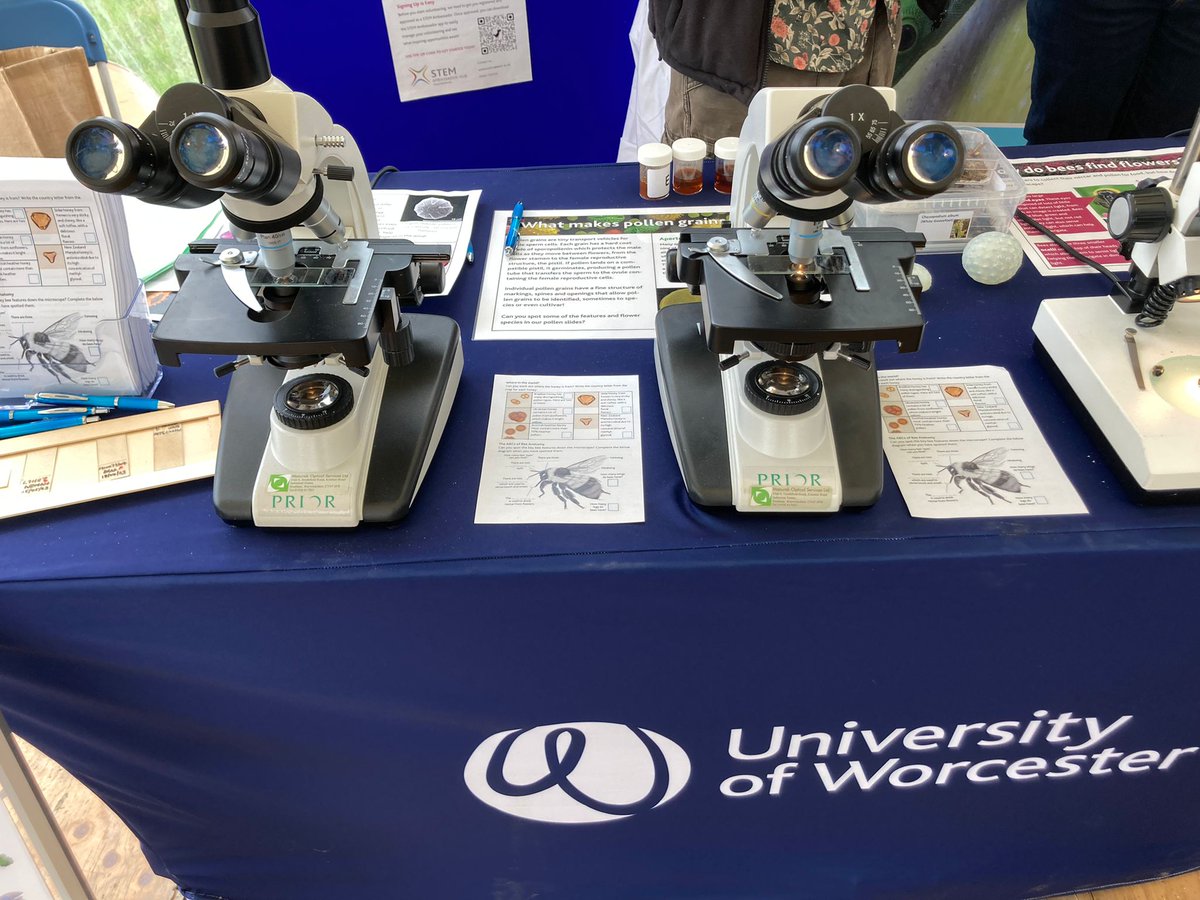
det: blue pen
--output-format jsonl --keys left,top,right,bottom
{"left": 2, "top": 406, "right": 110, "bottom": 421}
{"left": 0, "top": 415, "right": 99, "bottom": 439}
{"left": 467, "top": 241, "right": 475, "bottom": 264}
{"left": 503, "top": 201, "right": 525, "bottom": 256}
{"left": 24, "top": 392, "right": 174, "bottom": 411}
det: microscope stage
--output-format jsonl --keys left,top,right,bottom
{"left": 154, "top": 240, "right": 439, "bottom": 368}
{"left": 681, "top": 228, "right": 927, "bottom": 354}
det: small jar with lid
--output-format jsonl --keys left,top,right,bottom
{"left": 713, "top": 136, "right": 739, "bottom": 194}
{"left": 637, "top": 142, "right": 672, "bottom": 200}
{"left": 671, "top": 138, "right": 706, "bottom": 195}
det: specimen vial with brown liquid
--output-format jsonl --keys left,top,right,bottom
{"left": 671, "top": 138, "right": 706, "bottom": 195}
{"left": 714, "top": 136, "right": 738, "bottom": 194}
{"left": 638, "top": 142, "right": 672, "bottom": 200}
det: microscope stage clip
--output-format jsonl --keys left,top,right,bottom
{"left": 219, "top": 248, "right": 265, "bottom": 313}
{"left": 680, "top": 237, "right": 783, "bottom": 301}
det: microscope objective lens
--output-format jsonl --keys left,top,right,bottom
{"left": 804, "top": 126, "right": 856, "bottom": 180}
{"left": 178, "top": 123, "right": 231, "bottom": 176}
{"left": 73, "top": 126, "right": 125, "bottom": 181}
{"left": 905, "top": 132, "right": 959, "bottom": 184}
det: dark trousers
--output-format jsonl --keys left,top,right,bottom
{"left": 1025, "top": 0, "right": 1200, "bottom": 143}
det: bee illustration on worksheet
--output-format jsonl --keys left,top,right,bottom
{"left": 939, "top": 448, "right": 1024, "bottom": 504}
{"left": 530, "top": 456, "right": 609, "bottom": 509}
{"left": 10, "top": 312, "right": 92, "bottom": 383}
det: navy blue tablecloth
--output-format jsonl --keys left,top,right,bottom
{"left": 2, "top": 144, "right": 1198, "bottom": 900}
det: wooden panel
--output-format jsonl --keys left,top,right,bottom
{"left": 14, "top": 738, "right": 178, "bottom": 900}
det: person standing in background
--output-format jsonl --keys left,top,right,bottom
{"left": 1025, "top": 0, "right": 1200, "bottom": 144}
{"left": 648, "top": 0, "right": 906, "bottom": 148}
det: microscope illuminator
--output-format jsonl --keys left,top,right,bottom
{"left": 1032, "top": 107, "right": 1200, "bottom": 492}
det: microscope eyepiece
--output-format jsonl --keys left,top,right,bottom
{"left": 774, "top": 117, "right": 862, "bottom": 196}
{"left": 805, "top": 125, "right": 858, "bottom": 182}
{"left": 746, "top": 116, "right": 863, "bottom": 225}
{"left": 176, "top": 121, "right": 233, "bottom": 177}
{"left": 169, "top": 112, "right": 298, "bottom": 204}
{"left": 65, "top": 117, "right": 221, "bottom": 208}
{"left": 71, "top": 123, "right": 126, "bottom": 182}
{"left": 874, "top": 121, "right": 964, "bottom": 200}
{"left": 905, "top": 129, "right": 960, "bottom": 184}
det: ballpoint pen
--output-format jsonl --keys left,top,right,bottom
{"left": 0, "top": 415, "right": 99, "bottom": 439}
{"left": 503, "top": 201, "right": 525, "bottom": 256}
{"left": 24, "top": 392, "right": 174, "bottom": 411}
{"left": 2, "top": 406, "right": 110, "bottom": 421}
{"left": 467, "top": 241, "right": 475, "bottom": 264}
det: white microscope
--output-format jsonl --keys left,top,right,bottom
{"left": 1033, "top": 109, "right": 1200, "bottom": 493}
{"left": 655, "top": 85, "right": 963, "bottom": 512}
{"left": 65, "top": 0, "right": 462, "bottom": 526}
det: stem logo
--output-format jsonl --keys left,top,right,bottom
{"left": 464, "top": 723, "right": 690, "bottom": 823}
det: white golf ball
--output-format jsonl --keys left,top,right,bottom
{"left": 962, "top": 231, "right": 1024, "bottom": 285}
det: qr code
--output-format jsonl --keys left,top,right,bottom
{"left": 478, "top": 13, "right": 517, "bottom": 54}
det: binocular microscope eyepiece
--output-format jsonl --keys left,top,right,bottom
{"left": 743, "top": 83, "right": 964, "bottom": 227}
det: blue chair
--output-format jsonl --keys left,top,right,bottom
{"left": 0, "top": 0, "right": 121, "bottom": 118}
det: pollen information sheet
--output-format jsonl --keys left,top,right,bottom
{"left": 1007, "top": 148, "right": 1180, "bottom": 276}
{"left": 474, "top": 207, "right": 729, "bottom": 340}
{"left": 878, "top": 365, "right": 1086, "bottom": 519}
{"left": 474, "top": 374, "right": 645, "bottom": 525}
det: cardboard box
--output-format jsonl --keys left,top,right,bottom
{"left": 0, "top": 46, "right": 103, "bottom": 158}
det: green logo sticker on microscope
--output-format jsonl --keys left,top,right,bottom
{"left": 750, "top": 487, "right": 772, "bottom": 506}
{"left": 268, "top": 474, "right": 290, "bottom": 492}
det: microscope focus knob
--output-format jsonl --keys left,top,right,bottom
{"left": 382, "top": 316, "right": 416, "bottom": 367}
{"left": 1107, "top": 186, "right": 1173, "bottom": 244}
{"left": 665, "top": 248, "right": 680, "bottom": 283}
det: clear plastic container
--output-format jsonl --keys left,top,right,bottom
{"left": 714, "top": 136, "right": 739, "bottom": 194}
{"left": 1, "top": 281, "right": 160, "bottom": 402}
{"left": 851, "top": 127, "right": 1027, "bottom": 253}
{"left": 638, "top": 142, "right": 672, "bottom": 200}
{"left": 671, "top": 138, "right": 706, "bottom": 195}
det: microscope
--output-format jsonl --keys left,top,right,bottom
{"left": 1033, "top": 109, "right": 1200, "bottom": 493}
{"left": 655, "top": 85, "right": 963, "bottom": 512}
{"left": 63, "top": 0, "right": 463, "bottom": 526}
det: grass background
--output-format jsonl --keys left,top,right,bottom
{"left": 86, "top": 0, "right": 194, "bottom": 94}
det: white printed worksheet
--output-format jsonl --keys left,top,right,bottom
{"left": 373, "top": 188, "right": 480, "bottom": 296}
{"left": 474, "top": 207, "right": 728, "bottom": 340}
{"left": 474, "top": 374, "right": 644, "bottom": 524}
{"left": 879, "top": 365, "right": 1087, "bottom": 519}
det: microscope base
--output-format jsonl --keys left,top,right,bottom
{"left": 654, "top": 302, "right": 885, "bottom": 511}
{"left": 1033, "top": 296, "right": 1200, "bottom": 492}
{"left": 212, "top": 314, "right": 463, "bottom": 525}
